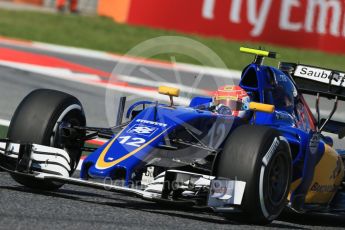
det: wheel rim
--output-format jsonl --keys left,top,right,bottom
{"left": 50, "top": 104, "right": 82, "bottom": 147}
{"left": 266, "top": 151, "right": 289, "bottom": 206}
{"left": 50, "top": 106, "right": 85, "bottom": 171}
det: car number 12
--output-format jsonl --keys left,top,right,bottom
{"left": 118, "top": 136, "right": 146, "bottom": 147}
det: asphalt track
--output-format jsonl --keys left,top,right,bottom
{"left": 0, "top": 39, "right": 345, "bottom": 229}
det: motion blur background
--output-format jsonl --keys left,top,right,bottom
{"left": 4, "top": 0, "right": 345, "bottom": 53}
{"left": 1, "top": 0, "right": 345, "bottom": 69}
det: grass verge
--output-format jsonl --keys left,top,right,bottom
{"left": 0, "top": 125, "right": 7, "bottom": 139}
{"left": 0, "top": 9, "right": 345, "bottom": 71}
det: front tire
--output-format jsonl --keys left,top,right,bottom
{"left": 7, "top": 89, "right": 86, "bottom": 190}
{"left": 213, "top": 125, "right": 292, "bottom": 224}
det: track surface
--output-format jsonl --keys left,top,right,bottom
{"left": 0, "top": 39, "right": 345, "bottom": 229}
{"left": 1, "top": 172, "right": 345, "bottom": 230}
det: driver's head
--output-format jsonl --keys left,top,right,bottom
{"left": 213, "top": 85, "right": 250, "bottom": 118}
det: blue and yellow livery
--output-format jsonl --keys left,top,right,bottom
{"left": 1, "top": 47, "right": 345, "bottom": 225}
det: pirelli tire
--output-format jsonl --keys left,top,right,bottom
{"left": 7, "top": 89, "right": 86, "bottom": 190}
{"left": 213, "top": 125, "right": 292, "bottom": 224}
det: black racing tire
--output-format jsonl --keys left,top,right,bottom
{"left": 7, "top": 89, "right": 86, "bottom": 190}
{"left": 213, "top": 125, "right": 292, "bottom": 224}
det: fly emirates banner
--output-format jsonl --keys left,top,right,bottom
{"left": 122, "top": 0, "right": 345, "bottom": 54}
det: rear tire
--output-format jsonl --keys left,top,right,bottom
{"left": 213, "top": 125, "right": 292, "bottom": 224}
{"left": 7, "top": 89, "right": 86, "bottom": 190}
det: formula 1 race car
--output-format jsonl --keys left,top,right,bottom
{"left": 1, "top": 47, "right": 345, "bottom": 224}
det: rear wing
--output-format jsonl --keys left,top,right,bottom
{"left": 279, "top": 63, "right": 345, "bottom": 137}
{"left": 280, "top": 63, "right": 345, "bottom": 100}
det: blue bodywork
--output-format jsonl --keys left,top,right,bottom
{"left": 81, "top": 62, "right": 341, "bottom": 205}
{"left": 81, "top": 105, "right": 242, "bottom": 184}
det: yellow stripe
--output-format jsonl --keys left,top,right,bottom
{"left": 95, "top": 128, "right": 169, "bottom": 169}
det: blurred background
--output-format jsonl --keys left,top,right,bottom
{"left": 0, "top": 0, "right": 344, "bottom": 127}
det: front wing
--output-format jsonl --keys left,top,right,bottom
{"left": 0, "top": 139, "right": 245, "bottom": 211}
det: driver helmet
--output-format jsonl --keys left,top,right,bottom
{"left": 213, "top": 85, "right": 250, "bottom": 118}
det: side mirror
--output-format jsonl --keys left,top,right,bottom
{"left": 158, "top": 86, "right": 180, "bottom": 106}
{"left": 249, "top": 102, "right": 275, "bottom": 113}
{"left": 158, "top": 86, "right": 180, "bottom": 97}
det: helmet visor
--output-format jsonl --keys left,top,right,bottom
{"left": 217, "top": 98, "right": 243, "bottom": 111}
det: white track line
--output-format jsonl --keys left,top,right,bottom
{"left": 34, "top": 42, "right": 241, "bottom": 79}
{"left": 34, "top": 42, "right": 117, "bottom": 62}
{"left": 118, "top": 75, "right": 210, "bottom": 95}
{"left": 0, "top": 38, "right": 241, "bottom": 80}
{"left": 0, "top": 60, "right": 192, "bottom": 105}
{"left": 0, "top": 60, "right": 101, "bottom": 81}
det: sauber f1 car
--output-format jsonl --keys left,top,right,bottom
{"left": 1, "top": 47, "right": 345, "bottom": 224}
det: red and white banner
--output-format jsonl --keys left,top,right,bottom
{"left": 124, "top": 0, "right": 345, "bottom": 54}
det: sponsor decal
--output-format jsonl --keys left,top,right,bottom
{"left": 141, "top": 166, "right": 155, "bottom": 186}
{"left": 294, "top": 65, "right": 345, "bottom": 87}
{"left": 310, "top": 182, "right": 337, "bottom": 193}
{"left": 136, "top": 119, "right": 167, "bottom": 127}
{"left": 127, "top": 124, "right": 158, "bottom": 136}
{"left": 262, "top": 138, "right": 280, "bottom": 166}
{"left": 210, "top": 180, "right": 229, "bottom": 198}
{"left": 276, "top": 74, "right": 288, "bottom": 82}
{"left": 208, "top": 179, "right": 246, "bottom": 206}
